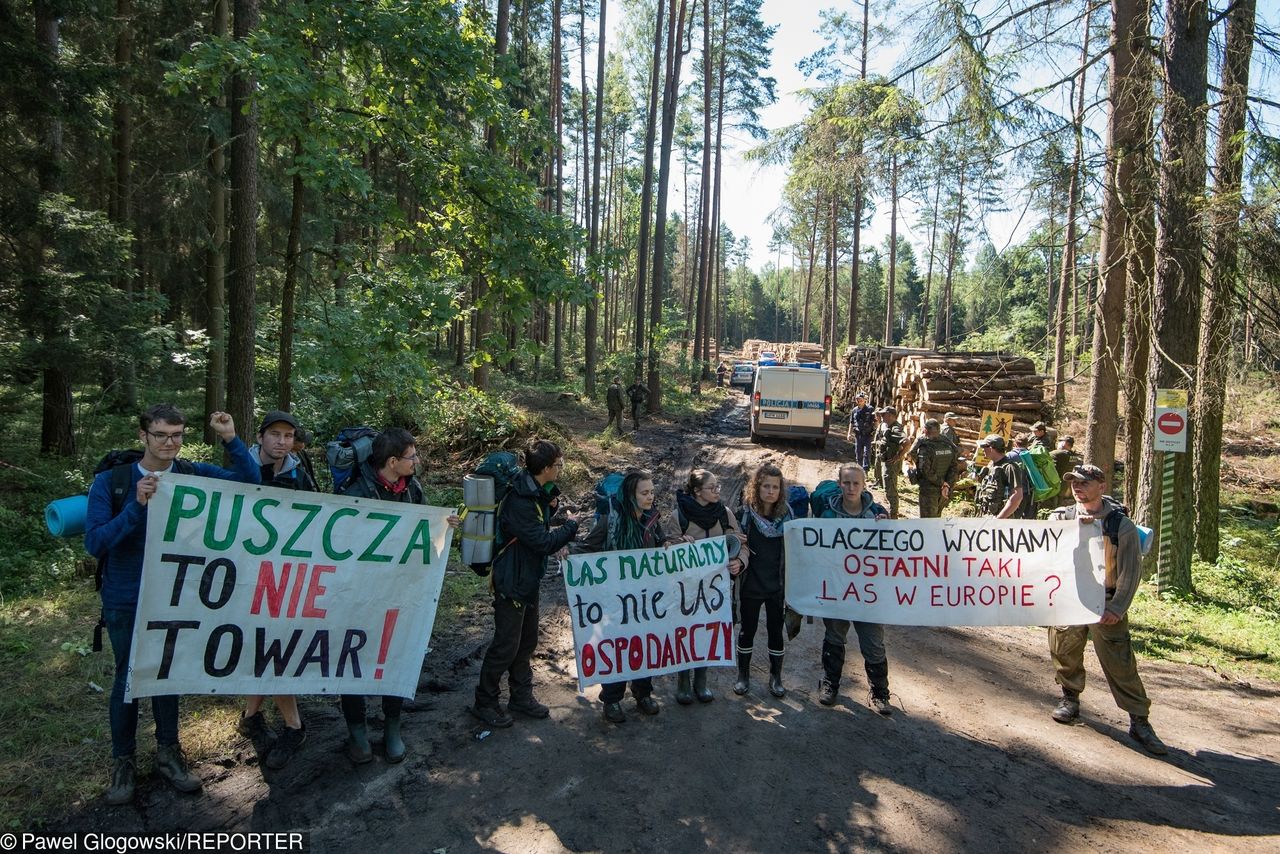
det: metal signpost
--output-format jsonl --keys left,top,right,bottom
{"left": 1153, "top": 388, "right": 1189, "bottom": 594}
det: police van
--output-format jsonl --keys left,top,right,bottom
{"left": 749, "top": 365, "right": 832, "bottom": 449}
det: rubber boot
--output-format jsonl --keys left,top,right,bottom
{"left": 676, "top": 670, "right": 694, "bottom": 705}
{"left": 819, "top": 640, "right": 845, "bottom": 705}
{"left": 346, "top": 721, "right": 373, "bottom": 764}
{"left": 768, "top": 651, "right": 786, "bottom": 698}
{"left": 733, "top": 650, "right": 752, "bottom": 696}
{"left": 383, "top": 715, "right": 406, "bottom": 764}
{"left": 693, "top": 667, "right": 714, "bottom": 703}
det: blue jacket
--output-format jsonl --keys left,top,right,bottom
{"left": 819, "top": 489, "right": 887, "bottom": 520}
{"left": 85, "top": 437, "right": 261, "bottom": 609}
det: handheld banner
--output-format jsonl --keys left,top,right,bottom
{"left": 562, "top": 538, "right": 734, "bottom": 691}
{"left": 784, "top": 518, "right": 1104, "bottom": 626}
{"left": 126, "top": 474, "right": 454, "bottom": 700}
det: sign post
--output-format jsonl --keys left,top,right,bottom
{"left": 1153, "top": 388, "right": 1188, "bottom": 594}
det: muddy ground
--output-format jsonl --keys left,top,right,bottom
{"left": 55, "top": 395, "right": 1280, "bottom": 852}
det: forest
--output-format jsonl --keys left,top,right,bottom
{"left": 2, "top": 0, "right": 1278, "bottom": 598}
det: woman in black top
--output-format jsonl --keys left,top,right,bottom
{"left": 733, "top": 462, "right": 793, "bottom": 698}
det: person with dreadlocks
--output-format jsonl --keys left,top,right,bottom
{"left": 579, "top": 469, "right": 673, "bottom": 724}
{"left": 733, "top": 462, "right": 793, "bottom": 698}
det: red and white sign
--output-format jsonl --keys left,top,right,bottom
{"left": 1153, "top": 388, "right": 1188, "bottom": 453}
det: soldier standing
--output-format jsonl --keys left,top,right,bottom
{"left": 940, "top": 412, "right": 960, "bottom": 448}
{"left": 606, "top": 376, "right": 625, "bottom": 433}
{"left": 974, "top": 434, "right": 1027, "bottom": 519}
{"left": 871, "top": 407, "right": 906, "bottom": 518}
{"left": 625, "top": 378, "right": 649, "bottom": 432}
{"left": 909, "top": 419, "right": 958, "bottom": 518}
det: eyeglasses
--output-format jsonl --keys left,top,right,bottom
{"left": 398, "top": 453, "right": 419, "bottom": 463}
{"left": 701, "top": 483, "right": 721, "bottom": 492}
{"left": 146, "top": 430, "right": 186, "bottom": 444}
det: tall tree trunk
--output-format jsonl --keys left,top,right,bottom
{"left": 1193, "top": 0, "right": 1254, "bottom": 562}
{"left": 1143, "top": 0, "right": 1208, "bottom": 592}
{"left": 691, "top": 0, "right": 714, "bottom": 391}
{"left": 277, "top": 136, "right": 305, "bottom": 409}
{"left": 709, "top": 20, "right": 726, "bottom": 373}
{"left": 584, "top": 0, "right": 607, "bottom": 396}
{"left": 227, "top": 0, "right": 260, "bottom": 440}
{"left": 552, "top": 0, "right": 565, "bottom": 378}
{"left": 920, "top": 174, "right": 941, "bottom": 348}
{"left": 107, "top": 0, "right": 138, "bottom": 412}
{"left": 1054, "top": 16, "right": 1090, "bottom": 408}
{"left": 474, "top": 0, "right": 511, "bottom": 391}
{"left": 634, "top": 0, "right": 665, "bottom": 380}
{"left": 803, "top": 192, "right": 819, "bottom": 339}
{"left": 846, "top": 0, "right": 869, "bottom": 346}
{"left": 204, "top": 0, "right": 229, "bottom": 442}
{"left": 1085, "top": 0, "right": 1135, "bottom": 485}
{"left": 941, "top": 168, "right": 965, "bottom": 347}
{"left": 647, "top": 0, "right": 691, "bottom": 408}
{"left": 883, "top": 150, "right": 898, "bottom": 346}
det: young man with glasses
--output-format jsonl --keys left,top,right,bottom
{"left": 85, "top": 404, "right": 260, "bottom": 806}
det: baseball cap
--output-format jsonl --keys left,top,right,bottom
{"left": 977, "top": 434, "right": 1007, "bottom": 452}
{"left": 1033, "top": 421, "right": 1047, "bottom": 431}
{"left": 1063, "top": 464, "right": 1106, "bottom": 483}
{"left": 258, "top": 409, "right": 300, "bottom": 435}
{"left": 855, "top": 391, "right": 867, "bottom": 399}
{"left": 881, "top": 405, "right": 897, "bottom": 415}
{"left": 924, "top": 418, "right": 940, "bottom": 430}
{"left": 944, "top": 411, "right": 957, "bottom": 420}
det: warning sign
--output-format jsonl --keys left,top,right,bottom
{"left": 1153, "top": 388, "right": 1188, "bottom": 453}
{"left": 975, "top": 409, "right": 1016, "bottom": 465}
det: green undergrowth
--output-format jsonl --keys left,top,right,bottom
{"left": 1128, "top": 513, "right": 1280, "bottom": 683}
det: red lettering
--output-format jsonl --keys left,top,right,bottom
{"left": 661, "top": 636, "right": 675, "bottom": 668}
{"left": 819, "top": 579, "right": 838, "bottom": 601}
{"left": 722, "top": 621, "right": 733, "bottom": 660}
{"left": 864, "top": 582, "right": 878, "bottom": 604}
{"left": 628, "top": 635, "right": 644, "bottom": 672}
{"left": 301, "top": 564, "right": 336, "bottom": 618}
{"left": 674, "top": 626, "right": 690, "bottom": 665}
{"left": 581, "top": 643, "right": 596, "bottom": 677}
{"left": 286, "top": 562, "right": 308, "bottom": 617}
{"left": 250, "top": 561, "right": 291, "bottom": 617}
{"left": 894, "top": 585, "right": 917, "bottom": 606}
{"left": 843, "top": 581, "right": 862, "bottom": 602}
{"left": 688, "top": 624, "right": 703, "bottom": 662}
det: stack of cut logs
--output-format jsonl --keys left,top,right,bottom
{"left": 739, "top": 340, "right": 826, "bottom": 364}
{"left": 835, "top": 346, "right": 1049, "bottom": 446}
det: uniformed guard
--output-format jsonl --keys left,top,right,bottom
{"left": 974, "top": 434, "right": 1027, "bottom": 519}
{"left": 941, "top": 412, "right": 960, "bottom": 448}
{"left": 871, "top": 406, "right": 906, "bottom": 518}
{"left": 909, "top": 419, "right": 958, "bottom": 518}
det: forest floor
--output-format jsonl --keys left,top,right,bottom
{"left": 46, "top": 388, "right": 1280, "bottom": 852}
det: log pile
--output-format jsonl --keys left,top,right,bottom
{"left": 740, "top": 340, "right": 825, "bottom": 364}
{"left": 835, "top": 346, "right": 1049, "bottom": 446}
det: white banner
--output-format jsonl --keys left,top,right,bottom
{"left": 784, "top": 518, "right": 1105, "bottom": 626}
{"left": 562, "top": 538, "right": 735, "bottom": 690}
{"left": 126, "top": 474, "right": 454, "bottom": 700}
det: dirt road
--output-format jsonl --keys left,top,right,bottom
{"left": 58, "top": 395, "right": 1280, "bottom": 852}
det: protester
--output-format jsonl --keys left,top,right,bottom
{"left": 338, "top": 428, "right": 460, "bottom": 764}
{"left": 85, "top": 404, "right": 260, "bottom": 805}
{"left": 733, "top": 462, "right": 793, "bottom": 698}
{"left": 238, "top": 409, "right": 314, "bottom": 769}
{"left": 845, "top": 392, "right": 877, "bottom": 469}
{"left": 816, "top": 463, "right": 894, "bottom": 715}
{"left": 291, "top": 426, "right": 319, "bottom": 490}
{"left": 1046, "top": 465, "right": 1167, "bottom": 755}
{"left": 580, "top": 469, "right": 670, "bottom": 722}
{"left": 472, "top": 439, "right": 579, "bottom": 728}
{"left": 674, "top": 469, "right": 745, "bottom": 704}
{"left": 975, "top": 435, "right": 1027, "bottom": 519}
{"left": 606, "top": 376, "right": 626, "bottom": 434}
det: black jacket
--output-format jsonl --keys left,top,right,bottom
{"left": 341, "top": 461, "right": 425, "bottom": 505}
{"left": 493, "top": 470, "right": 578, "bottom": 604}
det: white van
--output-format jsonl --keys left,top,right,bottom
{"left": 749, "top": 365, "right": 832, "bottom": 449}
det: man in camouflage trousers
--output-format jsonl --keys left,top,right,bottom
{"left": 909, "top": 419, "right": 958, "bottom": 518}
{"left": 872, "top": 407, "right": 906, "bottom": 519}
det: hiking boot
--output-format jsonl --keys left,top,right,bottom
{"left": 383, "top": 716, "right": 406, "bottom": 764}
{"left": 1129, "top": 716, "right": 1169, "bottom": 756}
{"left": 636, "top": 696, "right": 660, "bottom": 716}
{"left": 870, "top": 693, "right": 893, "bottom": 717}
{"left": 469, "top": 704, "right": 514, "bottom": 729}
{"left": 818, "top": 678, "right": 838, "bottom": 706}
{"left": 154, "top": 744, "right": 203, "bottom": 794}
{"left": 693, "top": 667, "right": 714, "bottom": 703}
{"left": 105, "top": 755, "right": 136, "bottom": 806}
{"left": 1052, "top": 693, "right": 1080, "bottom": 724}
{"left": 264, "top": 724, "right": 306, "bottom": 771}
{"left": 733, "top": 651, "right": 752, "bottom": 696}
{"left": 675, "top": 670, "right": 694, "bottom": 705}
{"left": 603, "top": 702, "right": 626, "bottom": 724}
{"left": 346, "top": 721, "right": 373, "bottom": 764}
{"left": 508, "top": 697, "right": 551, "bottom": 719}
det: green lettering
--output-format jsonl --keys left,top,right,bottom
{"left": 202, "top": 491, "right": 244, "bottom": 550}
{"left": 281, "top": 502, "right": 322, "bottom": 558}
{"left": 618, "top": 554, "right": 636, "bottom": 582}
{"left": 358, "top": 512, "right": 400, "bottom": 563}
{"left": 398, "top": 519, "right": 433, "bottom": 565}
{"left": 322, "top": 507, "right": 359, "bottom": 560}
{"left": 242, "top": 498, "right": 281, "bottom": 555}
{"left": 163, "top": 484, "right": 207, "bottom": 542}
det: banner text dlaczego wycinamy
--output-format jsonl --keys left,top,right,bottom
{"left": 126, "top": 474, "right": 454, "bottom": 700}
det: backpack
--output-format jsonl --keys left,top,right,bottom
{"left": 463, "top": 451, "right": 524, "bottom": 576}
{"left": 809, "top": 480, "right": 841, "bottom": 517}
{"left": 594, "top": 472, "right": 626, "bottom": 521}
{"left": 326, "top": 426, "right": 379, "bottom": 494}
{"left": 787, "top": 485, "right": 810, "bottom": 519}
{"left": 1008, "top": 448, "right": 1059, "bottom": 503}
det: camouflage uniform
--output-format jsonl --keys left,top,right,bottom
{"left": 872, "top": 417, "right": 906, "bottom": 519}
{"left": 912, "top": 435, "right": 957, "bottom": 518}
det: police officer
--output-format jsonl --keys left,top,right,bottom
{"left": 845, "top": 391, "right": 877, "bottom": 469}
{"left": 940, "top": 412, "right": 960, "bottom": 448}
{"left": 975, "top": 434, "right": 1027, "bottom": 519}
{"left": 909, "top": 419, "right": 957, "bottom": 518}
{"left": 872, "top": 407, "right": 906, "bottom": 519}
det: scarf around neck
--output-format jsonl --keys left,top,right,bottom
{"left": 677, "top": 490, "right": 727, "bottom": 533}
{"left": 744, "top": 502, "right": 792, "bottom": 538}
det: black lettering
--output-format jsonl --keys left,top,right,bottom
{"left": 293, "top": 630, "right": 330, "bottom": 677}
{"left": 146, "top": 620, "right": 201, "bottom": 679}
{"left": 253, "top": 628, "right": 303, "bottom": 677}
{"left": 160, "top": 553, "right": 206, "bottom": 607}
{"left": 198, "top": 557, "right": 237, "bottom": 610}
{"left": 337, "top": 629, "right": 366, "bottom": 678}
{"left": 204, "top": 623, "right": 243, "bottom": 677}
